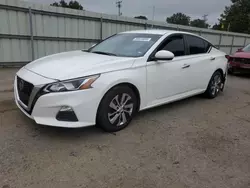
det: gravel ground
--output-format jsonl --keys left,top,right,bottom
{"left": 1, "top": 68, "right": 250, "bottom": 188}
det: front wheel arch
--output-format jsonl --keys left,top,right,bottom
{"left": 99, "top": 82, "right": 141, "bottom": 112}
{"left": 96, "top": 83, "right": 140, "bottom": 132}
{"left": 96, "top": 82, "right": 141, "bottom": 124}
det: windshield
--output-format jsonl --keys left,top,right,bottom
{"left": 242, "top": 44, "right": 250, "bottom": 52}
{"left": 89, "top": 33, "right": 162, "bottom": 57}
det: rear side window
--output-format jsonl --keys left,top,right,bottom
{"left": 157, "top": 35, "right": 185, "bottom": 57}
{"left": 185, "top": 35, "right": 207, "bottom": 55}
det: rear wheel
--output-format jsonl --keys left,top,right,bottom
{"left": 97, "top": 85, "right": 138, "bottom": 132}
{"left": 204, "top": 71, "right": 223, "bottom": 99}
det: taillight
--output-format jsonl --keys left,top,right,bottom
{"left": 225, "top": 55, "right": 232, "bottom": 63}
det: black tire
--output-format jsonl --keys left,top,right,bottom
{"left": 204, "top": 71, "right": 223, "bottom": 99}
{"left": 96, "top": 85, "right": 138, "bottom": 132}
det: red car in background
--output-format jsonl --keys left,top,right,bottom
{"left": 228, "top": 44, "right": 250, "bottom": 74}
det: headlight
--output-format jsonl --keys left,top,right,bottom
{"left": 44, "top": 75, "right": 100, "bottom": 93}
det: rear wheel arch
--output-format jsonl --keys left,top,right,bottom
{"left": 204, "top": 70, "right": 224, "bottom": 98}
{"left": 216, "top": 68, "right": 224, "bottom": 77}
{"left": 206, "top": 69, "right": 224, "bottom": 88}
{"left": 215, "top": 68, "right": 226, "bottom": 82}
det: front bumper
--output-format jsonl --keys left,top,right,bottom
{"left": 14, "top": 69, "right": 102, "bottom": 128}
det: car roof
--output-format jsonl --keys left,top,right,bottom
{"left": 121, "top": 29, "right": 201, "bottom": 36}
{"left": 120, "top": 30, "right": 214, "bottom": 45}
{"left": 121, "top": 30, "right": 174, "bottom": 35}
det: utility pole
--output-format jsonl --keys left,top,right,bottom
{"left": 152, "top": 6, "right": 155, "bottom": 21}
{"left": 151, "top": 6, "right": 155, "bottom": 28}
{"left": 116, "top": 0, "right": 122, "bottom": 16}
{"left": 202, "top": 14, "right": 208, "bottom": 22}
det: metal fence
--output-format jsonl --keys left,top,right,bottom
{"left": 1, "top": 0, "right": 250, "bottom": 66}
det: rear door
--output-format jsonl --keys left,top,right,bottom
{"left": 183, "top": 34, "right": 214, "bottom": 90}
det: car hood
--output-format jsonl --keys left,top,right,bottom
{"left": 231, "top": 51, "right": 250, "bottom": 59}
{"left": 24, "top": 50, "right": 136, "bottom": 80}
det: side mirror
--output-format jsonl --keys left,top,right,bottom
{"left": 154, "top": 50, "right": 174, "bottom": 61}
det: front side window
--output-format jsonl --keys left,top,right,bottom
{"left": 89, "top": 33, "right": 162, "bottom": 57}
{"left": 185, "top": 35, "right": 206, "bottom": 55}
{"left": 157, "top": 35, "right": 185, "bottom": 57}
{"left": 242, "top": 44, "right": 250, "bottom": 52}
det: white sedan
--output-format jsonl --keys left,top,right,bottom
{"left": 14, "top": 30, "right": 228, "bottom": 132}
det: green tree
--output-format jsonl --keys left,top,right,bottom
{"left": 166, "top": 13, "right": 190, "bottom": 26}
{"left": 51, "top": 0, "right": 83, "bottom": 10}
{"left": 51, "top": 0, "right": 67, "bottom": 7}
{"left": 134, "top": 16, "right": 148, "bottom": 20}
{"left": 212, "top": 23, "right": 222, "bottom": 30}
{"left": 190, "top": 19, "right": 210, "bottom": 28}
{"left": 216, "top": 0, "right": 250, "bottom": 33}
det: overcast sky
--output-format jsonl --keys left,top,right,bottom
{"left": 23, "top": 0, "right": 231, "bottom": 25}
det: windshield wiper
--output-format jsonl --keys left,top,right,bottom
{"left": 91, "top": 51, "right": 117, "bottom": 56}
{"left": 82, "top": 49, "right": 90, "bottom": 52}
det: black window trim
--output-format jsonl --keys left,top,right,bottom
{"left": 203, "top": 40, "right": 212, "bottom": 53}
{"left": 85, "top": 33, "right": 117, "bottom": 52}
{"left": 183, "top": 34, "right": 215, "bottom": 56}
{"left": 147, "top": 33, "right": 187, "bottom": 62}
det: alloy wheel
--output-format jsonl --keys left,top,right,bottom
{"left": 210, "top": 74, "right": 222, "bottom": 96}
{"left": 108, "top": 93, "right": 134, "bottom": 126}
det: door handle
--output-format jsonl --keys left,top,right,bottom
{"left": 182, "top": 64, "right": 190, "bottom": 69}
{"left": 210, "top": 57, "right": 216, "bottom": 60}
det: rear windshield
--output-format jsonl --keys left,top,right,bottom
{"left": 89, "top": 33, "right": 162, "bottom": 57}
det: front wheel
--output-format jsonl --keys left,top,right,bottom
{"left": 96, "top": 85, "right": 138, "bottom": 132}
{"left": 204, "top": 71, "right": 223, "bottom": 99}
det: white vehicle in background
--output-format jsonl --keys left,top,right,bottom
{"left": 14, "top": 30, "right": 228, "bottom": 132}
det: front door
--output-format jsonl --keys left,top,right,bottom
{"left": 146, "top": 34, "right": 193, "bottom": 103}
